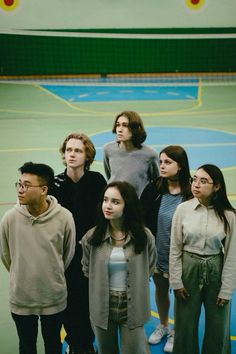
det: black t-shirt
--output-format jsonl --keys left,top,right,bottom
{"left": 51, "top": 169, "right": 106, "bottom": 242}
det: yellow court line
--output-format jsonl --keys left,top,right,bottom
{"left": 35, "top": 83, "right": 204, "bottom": 117}
{"left": 0, "top": 105, "right": 197, "bottom": 117}
{"left": 151, "top": 310, "right": 174, "bottom": 325}
{"left": 1, "top": 104, "right": 235, "bottom": 118}
{"left": 197, "top": 78, "right": 203, "bottom": 106}
{"left": 1, "top": 143, "right": 236, "bottom": 154}
{"left": 90, "top": 124, "right": 236, "bottom": 139}
{"left": 148, "top": 143, "right": 236, "bottom": 149}
{"left": 61, "top": 327, "right": 66, "bottom": 341}
{"left": 142, "top": 106, "right": 236, "bottom": 117}
{"left": 1, "top": 80, "right": 236, "bottom": 118}
{"left": 35, "top": 84, "right": 112, "bottom": 115}
{"left": 221, "top": 166, "right": 236, "bottom": 172}
{"left": 60, "top": 326, "right": 236, "bottom": 343}
{"left": 144, "top": 123, "right": 236, "bottom": 136}
{"left": 0, "top": 108, "right": 100, "bottom": 116}
{"left": 61, "top": 327, "right": 236, "bottom": 344}
{"left": 0, "top": 147, "right": 57, "bottom": 153}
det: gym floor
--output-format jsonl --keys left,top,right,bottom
{"left": 0, "top": 77, "right": 235, "bottom": 353}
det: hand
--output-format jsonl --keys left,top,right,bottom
{"left": 216, "top": 297, "right": 229, "bottom": 307}
{"left": 174, "top": 287, "right": 190, "bottom": 301}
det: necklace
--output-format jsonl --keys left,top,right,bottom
{"left": 110, "top": 235, "right": 126, "bottom": 241}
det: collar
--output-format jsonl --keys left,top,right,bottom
{"left": 64, "top": 169, "right": 86, "bottom": 184}
{"left": 103, "top": 227, "right": 132, "bottom": 244}
{"left": 192, "top": 197, "right": 214, "bottom": 210}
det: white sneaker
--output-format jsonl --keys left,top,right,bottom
{"left": 163, "top": 330, "right": 174, "bottom": 353}
{"left": 148, "top": 324, "right": 170, "bottom": 344}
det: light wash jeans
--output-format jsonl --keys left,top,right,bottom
{"left": 93, "top": 290, "right": 150, "bottom": 354}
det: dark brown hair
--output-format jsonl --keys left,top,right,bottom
{"left": 112, "top": 111, "right": 147, "bottom": 148}
{"left": 156, "top": 145, "right": 192, "bottom": 200}
{"left": 90, "top": 181, "right": 148, "bottom": 253}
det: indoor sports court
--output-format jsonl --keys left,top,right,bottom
{"left": 0, "top": 1, "right": 236, "bottom": 353}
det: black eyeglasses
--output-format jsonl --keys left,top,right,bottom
{"left": 189, "top": 177, "right": 214, "bottom": 186}
{"left": 15, "top": 182, "right": 44, "bottom": 192}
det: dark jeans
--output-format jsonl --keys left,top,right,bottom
{"left": 12, "top": 311, "right": 63, "bottom": 354}
{"left": 63, "top": 269, "right": 94, "bottom": 351}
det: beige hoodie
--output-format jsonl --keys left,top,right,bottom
{"left": 0, "top": 196, "right": 75, "bottom": 315}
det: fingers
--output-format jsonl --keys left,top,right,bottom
{"left": 181, "top": 289, "right": 190, "bottom": 301}
{"left": 216, "top": 297, "right": 229, "bottom": 307}
{"left": 174, "top": 288, "right": 190, "bottom": 301}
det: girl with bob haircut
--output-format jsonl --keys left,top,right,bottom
{"left": 103, "top": 111, "right": 159, "bottom": 197}
{"left": 170, "top": 164, "right": 236, "bottom": 354}
{"left": 81, "top": 181, "right": 157, "bottom": 354}
{"left": 140, "top": 145, "right": 193, "bottom": 353}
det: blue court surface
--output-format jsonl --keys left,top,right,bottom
{"left": 42, "top": 84, "right": 198, "bottom": 102}
{"left": 61, "top": 279, "right": 236, "bottom": 354}
{"left": 39, "top": 82, "right": 236, "bottom": 354}
{"left": 92, "top": 126, "right": 236, "bottom": 170}
{"left": 146, "top": 281, "right": 236, "bottom": 354}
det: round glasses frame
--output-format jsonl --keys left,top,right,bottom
{"left": 189, "top": 177, "right": 214, "bottom": 186}
{"left": 15, "top": 182, "right": 44, "bottom": 192}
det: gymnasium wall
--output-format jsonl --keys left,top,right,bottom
{"left": 1, "top": 0, "right": 236, "bottom": 29}
{"left": 0, "top": 0, "right": 236, "bottom": 76}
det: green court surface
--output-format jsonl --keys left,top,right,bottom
{"left": 0, "top": 80, "right": 235, "bottom": 353}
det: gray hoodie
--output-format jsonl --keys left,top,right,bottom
{"left": 0, "top": 195, "right": 76, "bottom": 315}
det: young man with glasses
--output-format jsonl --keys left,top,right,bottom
{"left": 0, "top": 161, "right": 76, "bottom": 354}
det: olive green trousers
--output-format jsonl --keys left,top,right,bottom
{"left": 173, "top": 251, "right": 231, "bottom": 354}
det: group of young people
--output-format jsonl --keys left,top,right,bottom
{"left": 0, "top": 110, "right": 235, "bottom": 354}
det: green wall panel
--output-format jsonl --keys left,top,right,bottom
{"left": 1, "top": 31, "right": 236, "bottom": 76}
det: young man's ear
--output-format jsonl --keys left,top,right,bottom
{"left": 41, "top": 185, "right": 48, "bottom": 195}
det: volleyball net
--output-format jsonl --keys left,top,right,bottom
{"left": 1, "top": 29, "right": 236, "bottom": 84}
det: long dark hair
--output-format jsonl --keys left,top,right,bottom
{"left": 156, "top": 145, "right": 192, "bottom": 200}
{"left": 89, "top": 181, "right": 148, "bottom": 253}
{"left": 197, "top": 164, "right": 235, "bottom": 233}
